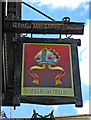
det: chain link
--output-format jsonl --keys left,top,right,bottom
{"left": 3, "top": 33, "right": 8, "bottom": 90}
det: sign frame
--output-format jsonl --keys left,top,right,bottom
{"left": 13, "top": 38, "right": 83, "bottom": 107}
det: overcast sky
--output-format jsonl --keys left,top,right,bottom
{"left": 1, "top": 0, "right": 90, "bottom": 118}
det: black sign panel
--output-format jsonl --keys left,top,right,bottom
{"left": 4, "top": 20, "right": 84, "bottom": 34}
{"left": 13, "top": 38, "right": 83, "bottom": 107}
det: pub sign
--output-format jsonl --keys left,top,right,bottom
{"left": 21, "top": 43, "right": 74, "bottom": 97}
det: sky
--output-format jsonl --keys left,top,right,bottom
{"left": 1, "top": 0, "right": 90, "bottom": 118}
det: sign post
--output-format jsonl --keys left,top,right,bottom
{"left": 0, "top": 1, "right": 2, "bottom": 112}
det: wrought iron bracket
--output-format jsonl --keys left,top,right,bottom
{"left": 31, "top": 110, "right": 55, "bottom": 120}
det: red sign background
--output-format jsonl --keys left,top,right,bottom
{"left": 23, "top": 43, "right": 73, "bottom": 88}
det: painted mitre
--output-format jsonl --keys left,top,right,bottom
{"left": 34, "top": 47, "right": 60, "bottom": 65}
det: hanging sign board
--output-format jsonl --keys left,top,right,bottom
{"left": 21, "top": 43, "right": 74, "bottom": 97}
{"left": 12, "top": 38, "right": 82, "bottom": 106}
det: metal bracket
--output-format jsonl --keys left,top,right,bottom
{"left": 31, "top": 110, "right": 55, "bottom": 119}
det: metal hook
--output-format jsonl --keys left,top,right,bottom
{"left": 62, "top": 17, "right": 70, "bottom": 22}
{"left": 66, "top": 34, "right": 72, "bottom": 38}
{"left": 21, "top": 33, "right": 28, "bottom": 37}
